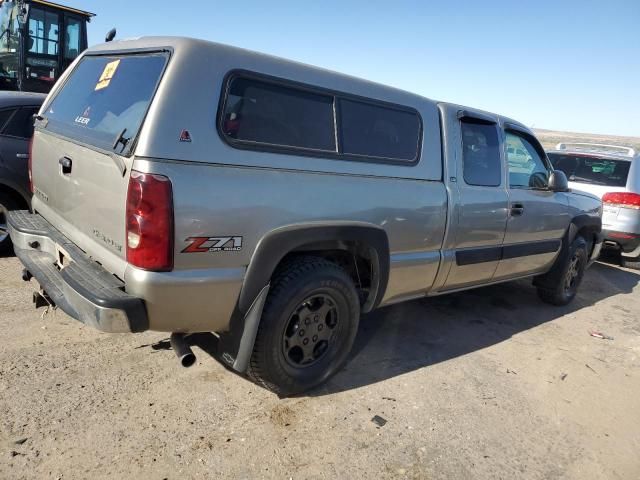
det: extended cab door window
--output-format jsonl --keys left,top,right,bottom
{"left": 462, "top": 120, "right": 502, "bottom": 187}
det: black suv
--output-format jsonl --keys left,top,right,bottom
{"left": 0, "top": 91, "right": 45, "bottom": 253}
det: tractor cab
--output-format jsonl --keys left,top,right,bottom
{"left": 0, "top": 0, "right": 94, "bottom": 92}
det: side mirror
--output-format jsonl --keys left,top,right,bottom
{"left": 549, "top": 170, "right": 569, "bottom": 192}
{"left": 105, "top": 28, "right": 117, "bottom": 43}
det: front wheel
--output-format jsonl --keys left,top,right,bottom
{"left": 248, "top": 256, "right": 360, "bottom": 396}
{"left": 536, "top": 236, "right": 588, "bottom": 306}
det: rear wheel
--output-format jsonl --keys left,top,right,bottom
{"left": 536, "top": 236, "right": 588, "bottom": 306}
{"left": 248, "top": 256, "right": 360, "bottom": 396}
{"left": 0, "top": 192, "right": 18, "bottom": 255}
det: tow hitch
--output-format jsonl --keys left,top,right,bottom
{"left": 32, "top": 291, "right": 54, "bottom": 309}
{"left": 23, "top": 269, "right": 54, "bottom": 309}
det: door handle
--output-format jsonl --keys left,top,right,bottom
{"left": 510, "top": 203, "right": 525, "bottom": 216}
{"left": 16, "top": 153, "right": 29, "bottom": 159}
{"left": 59, "top": 156, "right": 72, "bottom": 175}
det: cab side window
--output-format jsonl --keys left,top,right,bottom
{"left": 461, "top": 119, "right": 501, "bottom": 187}
{"left": 0, "top": 108, "right": 16, "bottom": 132}
{"left": 3, "top": 107, "right": 39, "bottom": 138}
{"left": 505, "top": 132, "right": 549, "bottom": 189}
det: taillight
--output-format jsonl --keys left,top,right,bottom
{"left": 602, "top": 192, "right": 640, "bottom": 209}
{"left": 125, "top": 170, "right": 174, "bottom": 271}
{"left": 28, "top": 136, "right": 34, "bottom": 194}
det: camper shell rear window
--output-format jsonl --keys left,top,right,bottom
{"left": 43, "top": 52, "right": 169, "bottom": 155}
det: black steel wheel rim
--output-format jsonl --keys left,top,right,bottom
{"left": 282, "top": 293, "right": 339, "bottom": 368}
{"left": 564, "top": 253, "right": 582, "bottom": 293}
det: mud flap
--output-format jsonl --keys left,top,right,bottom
{"left": 217, "top": 285, "right": 270, "bottom": 373}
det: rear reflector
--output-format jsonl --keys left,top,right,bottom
{"left": 602, "top": 192, "right": 640, "bottom": 209}
{"left": 126, "top": 170, "right": 174, "bottom": 271}
{"left": 28, "top": 136, "right": 34, "bottom": 194}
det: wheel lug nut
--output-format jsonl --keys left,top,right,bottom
{"left": 314, "top": 315, "right": 319, "bottom": 322}
{"left": 305, "top": 317, "right": 311, "bottom": 325}
{"left": 313, "top": 335, "right": 318, "bottom": 342}
{"left": 303, "top": 338, "right": 309, "bottom": 345}
{"left": 318, "top": 324, "right": 323, "bottom": 331}
{"left": 299, "top": 329, "right": 305, "bottom": 336}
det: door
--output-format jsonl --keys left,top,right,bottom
{"left": 62, "top": 14, "right": 85, "bottom": 71}
{"left": 493, "top": 128, "right": 571, "bottom": 279}
{"left": 0, "top": 106, "right": 39, "bottom": 197}
{"left": 443, "top": 116, "right": 509, "bottom": 290}
{"left": 24, "top": 4, "right": 61, "bottom": 92}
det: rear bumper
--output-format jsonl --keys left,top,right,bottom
{"left": 602, "top": 229, "right": 640, "bottom": 258}
{"left": 8, "top": 210, "right": 147, "bottom": 333}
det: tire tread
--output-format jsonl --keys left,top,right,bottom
{"left": 247, "top": 255, "right": 357, "bottom": 395}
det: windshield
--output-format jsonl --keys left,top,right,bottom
{"left": 0, "top": 0, "right": 20, "bottom": 77}
{"left": 548, "top": 152, "right": 631, "bottom": 187}
{"left": 45, "top": 53, "right": 169, "bottom": 154}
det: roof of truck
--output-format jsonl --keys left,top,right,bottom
{"left": 86, "top": 36, "right": 532, "bottom": 135}
{"left": 89, "top": 36, "right": 429, "bottom": 103}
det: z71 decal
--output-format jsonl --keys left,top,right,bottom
{"left": 182, "top": 236, "right": 243, "bottom": 253}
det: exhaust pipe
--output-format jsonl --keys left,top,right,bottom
{"left": 170, "top": 333, "right": 196, "bottom": 367}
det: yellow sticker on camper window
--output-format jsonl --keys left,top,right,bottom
{"left": 95, "top": 59, "right": 121, "bottom": 90}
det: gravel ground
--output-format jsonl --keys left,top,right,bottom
{"left": 1, "top": 253, "right": 639, "bottom": 479}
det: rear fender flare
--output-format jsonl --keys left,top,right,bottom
{"left": 238, "top": 222, "right": 390, "bottom": 314}
{"left": 220, "top": 223, "right": 390, "bottom": 373}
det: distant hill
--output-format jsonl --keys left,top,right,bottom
{"left": 534, "top": 129, "right": 640, "bottom": 153}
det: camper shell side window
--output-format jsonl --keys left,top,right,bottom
{"left": 218, "top": 71, "right": 423, "bottom": 165}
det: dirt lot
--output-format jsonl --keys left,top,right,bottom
{"left": 1, "top": 253, "right": 639, "bottom": 480}
{"left": 533, "top": 129, "right": 640, "bottom": 152}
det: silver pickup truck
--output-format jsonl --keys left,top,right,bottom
{"left": 8, "top": 37, "right": 602, "bottom": 395}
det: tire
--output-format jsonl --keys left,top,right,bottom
{"left": 621, "top": 255, "right": 640, "bottom": 270}
{"left": 536, "top": 236, "right": 588, "bottom": 306}
{"left": 0, "top": 192, "right": 18, "bottom": 255}
{"left": 248, "top": 256, "right": 360, "bottom": 396}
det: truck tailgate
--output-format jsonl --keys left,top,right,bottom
{"left": 31, "top": 51, "right": 170, "bottom": 278}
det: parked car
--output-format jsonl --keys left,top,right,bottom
{"left": 0, "top": 91, "right": 46, "bottom": 253}
{"left": 548, "top": 143, "right": 639, "bottom": 269}
{"left": 8, "top": 37, "right": 602, "bottom": 395}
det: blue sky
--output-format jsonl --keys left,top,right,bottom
{"left": 70, "top": 0, "right": 639, "bottom": 136}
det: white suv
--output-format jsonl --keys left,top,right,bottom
{"left": 548, "top": 143, "right": 640, "bottom": 269}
